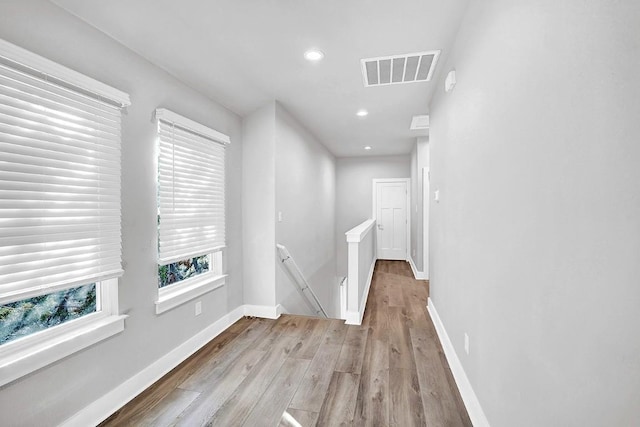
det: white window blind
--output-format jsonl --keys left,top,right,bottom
{"left": 0, "top": 54, "right": 127, "bottom": 305}
{"left": 156, "top": 109, "right": 228, "bottom": 265}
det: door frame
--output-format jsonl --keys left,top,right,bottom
{"left": 422, "top": 168, "right": 429, "bottom": 279}
{"left": 372, "top": 178, "right": 411, "bottom": 261}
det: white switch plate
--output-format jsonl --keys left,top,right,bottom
{"left": 434, "top": 190, "right": 440, "bottom": 202}
{"left": 195, "top": 301, "right": 202, "bottom": 316}
{"left": 464, "top": 333, "right": 469, "bottom": 355}
{"left": 278, "top": 211, "right": 283, "bottom": 222}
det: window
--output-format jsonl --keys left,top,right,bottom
{"left": 0, "top": 39, "right": 129, "bottom": 387}
{"left": 1, "top": 283, "right": 96, "bottom": 345}
{"left": 155, "top": 108, "right": 229, "bottom": 314}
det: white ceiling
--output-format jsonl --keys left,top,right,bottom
{"left": 52, "top": 0, "right": 468, "bottom": 157}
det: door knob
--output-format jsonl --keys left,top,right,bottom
{"left": 377, "top": 224, "right": 383, "bottom": 230}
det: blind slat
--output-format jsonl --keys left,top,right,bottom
{"left": 0, "top": 140, "right": 120, "bottom": 170}
{"left": 0, "top": 125, "right": 120, "bottom": 155}
{"left": 0, "top": 180, "right": 120, "bottom": 195}
{"left": 0, "top": 243, "right": 121, "bottom": 264}
{"left": 0, "top": 268, "right": 124, "bottom": 303}
{"left": 0, "top": 236, "right": 121, "bottom": 257}
{"left": 0, "top": 93, "right": 119, "bottom": 135}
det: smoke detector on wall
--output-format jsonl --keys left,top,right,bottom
{"left": 361, "top": 50, "right": 440, "bottom": 87}
{"left": 445, "top": 70, "right": 456, "bottom": 92}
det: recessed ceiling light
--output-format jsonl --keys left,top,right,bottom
{"left": 304, "top": 50, "right": 324, "bottom": 62}
{"left": 356, "top": 110, "right": 368, "bottom": 117}
{"left": 364, "top": 146, "right": 372, "bottom": 150}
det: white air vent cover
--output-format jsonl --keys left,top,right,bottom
{"left": 410, "top": 115, "right": 430, "bottom": 130}
{"left": 361, "top": 50, "right": 440, "bottom": 87}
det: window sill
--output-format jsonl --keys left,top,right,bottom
{"left": 155, "top": 274, "right": 226, "bottom": 314}
{"left": 0, "top": 313, "right": 126, "bottom": 387}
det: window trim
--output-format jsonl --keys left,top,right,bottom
{"left": 156, "top": 273, "right": 226, "bottom": 314}
{"left": 0, "top": 38, "right": 128, "bottom": 387}
{"left": 0, "top": 279, "right": 126, "bottom": 387}
{"left": 156, "top": 249, "right": 225, "bottom": 314}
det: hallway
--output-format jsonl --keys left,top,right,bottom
{"left": 100, "top": 261, "right": 471, "bottom": 426}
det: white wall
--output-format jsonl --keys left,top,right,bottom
{"left": 357, "top": 229, "right": 374, "bottom": 307}
{"left": 274, "top": 102, "right": 337, "bottom": 317}
{"left": 242, "top": 102, "right": 277, "bottom": 307}
{"left": 242, "top": 101, "right": 337, "bottom": 317}
{"left": 0, "top": 2, "right": 243, "bottom": 426}
{"left": 429, "top": 0, "right": 640, "bottom": 425}
{"left": 410, "top": 137, "right": 429, "bottom": 273}
{"left": 335, "top": 156, "right": 410, "bottom": 277}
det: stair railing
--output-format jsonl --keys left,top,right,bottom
{"left": 276, "top": 244, "right": 328, "bottom": 318}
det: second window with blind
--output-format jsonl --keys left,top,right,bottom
{"left": 155, "top": 108, "right": 229, "bottom": 314}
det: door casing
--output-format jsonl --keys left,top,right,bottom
{"left": 422, "top": 168, "right": 429, "bottom": 279}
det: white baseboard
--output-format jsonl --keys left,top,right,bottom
{"left": 61, "top": 303, "right": 287, "bottom": 427}
{"left": 427, "top": 298, "right": 490, "bottom": 427}
{"left": 409, "top": 256, "right": 427, "bottom": 280}
{"left": 61, "top": 305, "right": 245, "bottom": 427}
{"left": 345, "top": 258, "right": 376, "bottom": 325}
{"left": 243, "top": 304, "right": 284, "bottom": 319}
{"left": 344, "top": 310, "right": 359, "bottom": 325}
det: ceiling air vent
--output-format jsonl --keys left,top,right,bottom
{"left": 361, "top": 50, "right": 440, "bottom": 87}
{"left": 410, "top": 115, "right": 430, "bottom": 130}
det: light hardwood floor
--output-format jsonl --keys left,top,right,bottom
{"left": 100, "top": 260, "right": 472, "bottom": 426}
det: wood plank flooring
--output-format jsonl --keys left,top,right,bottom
{"left": 100, "top": 260, "right": 472, "bottom": 427}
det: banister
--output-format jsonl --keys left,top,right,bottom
{"left": 276, "top": 244, "right": 328, "bottom": 318}
{"left": 345, "top": 218, "right": 376, "bottom": 243}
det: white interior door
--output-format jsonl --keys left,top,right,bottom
{"left": 374, "top": 180, "right": 408, "bottom": 260}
